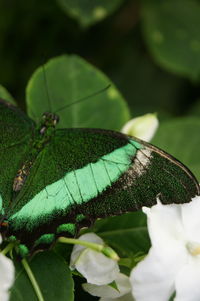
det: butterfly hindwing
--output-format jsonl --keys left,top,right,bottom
{"left": 6, "top": 128, "right": 199, "bottom": 251}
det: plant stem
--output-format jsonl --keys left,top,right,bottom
{"left": 58, "top": 237, "right": 119, "bottom": 261}
{"left": 21, "top": 258, "right": 44, "bottom": 301}
{"left": 1, "top": 243, "right": 14, "bottom": 255}
{"left": 59, "top": 236, "right": 103, "bottom": 250}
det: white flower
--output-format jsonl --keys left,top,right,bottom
{"left": 70, "top": 233, "right": 119, "bottom": 285}
{"left": 130, "top": 196, "right": 200, "bottom": 301}
{"left": 121, "top": 113, "right": 159, "bottom": 142}
{"left": 0, "top": 236, "right": 15, "bottom": 301}
{"left": 83, "top": 273, "right": 134, "bottom": 301}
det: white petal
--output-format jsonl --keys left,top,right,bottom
{"left": 180, "top": 196, "right": 200, "bottom": 242}
{"left": 0, "top": 254, "right": 15, "bottom": 301}
{"left": 142, "top": 202, "right": 185, "bottom": 259}
{"left": 76, "top": 248, "right": 119, "bottom": 285}
{"left": 0, "top": 292, "right": 11, "bottom": 301}
{"left": 70, "top": 233, "right": 119, "bottom": 285}
{"left": 70, "top": 233, "right": 104, "bottom": 269}
{"left": 174, "top": 258, "right": 200, "bottom": 301}
{"left": 100, "top": 292, "right": 135, "bottom": 301}
{"left": 83, "top": 273, "right": 131, "bottom": 298}
{"left": 121, "top": 113, "right": 159, "bottom": 142}
{"left": 130, "top": 246, "right": 187, "bottom": 301}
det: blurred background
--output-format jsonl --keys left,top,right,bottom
{"left": 1, "top": 0, "right": 200, "bottom": 118}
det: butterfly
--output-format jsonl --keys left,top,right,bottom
{"left": 0, "top": 98, "right": 199, "bottom": 256}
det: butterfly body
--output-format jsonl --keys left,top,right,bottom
{"left": 0, "top": 99, "right": 199, "bottom": 255}
{"left": 13, "top": 112, "right": 59, "bottom": 192}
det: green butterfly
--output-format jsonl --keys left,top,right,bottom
{"left": 0, "top": 98, "right": 199, "bottom": 256}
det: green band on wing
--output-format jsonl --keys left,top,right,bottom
{"left": 10, "top": 140, "right": 142, "bottom": 230}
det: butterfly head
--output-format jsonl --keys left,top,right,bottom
{"left": 40, "top": 112, "right": 60, "bottom": 135}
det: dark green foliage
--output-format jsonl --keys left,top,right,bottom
{"left": 57, "top": 0, "right": 124, "bottom": 27}
{"left": 96, "top": 211, "right": 150, "bottom": 259}
{"left": 10, "top": 251, "right": 74, "bottom": 301}
{"left": 141, "top": 0, "right": 200, "bottom": 80}
{"left": 152, "top": 117, "right": 200, "bottom": 179}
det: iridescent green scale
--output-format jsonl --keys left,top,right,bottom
{"left": 0, "top": 99, "right": 199, "bottom": 255}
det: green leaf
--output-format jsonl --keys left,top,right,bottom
{"left": 10, "top": 251, "right": 74, "bottom": 301}
{"left": 26, "top": 55, "right": 130, "bottom": 131}
{"left": 152, "top": 117, "right": 200, "bottom": 180}
{"left": 108, "top": 281, "right": 119, "bottom": 292}
{"left": 108, "top": 34, "right": 188, "bottom": 118}
{"left": 54, "top": 242, "right": 73, "bottom": 264}
{"left": 57, "top": 0, "right": 124, "bottom": 27}
{"left": 93, "top": 211, "right": 150, "bottom": 258}
{"left": 0, "top": 85, "right": 16, "bottom": 104}
{"left": 93, "top": 210, "right": 147, "bottom": 232}
{"left": 169, "top": 292, "right": 176, "bottom": 301}
{"left": 188, "top": 100, "right": 200, "bottom": 117}
{"left": 99, "top": 227, "right": 150, "bottom": 258}
{"left": 141, "top": 0, "right": 200, "bottom": 80}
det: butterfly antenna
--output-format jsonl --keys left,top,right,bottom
{"left": 42, "top": 64, "right": 52, "bottom": 112}
{"left": 55, "top": 84, "right": 111, "bottom": 113}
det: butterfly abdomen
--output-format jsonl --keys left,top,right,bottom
{"left": 13, "top": 162, "right": 32, "bottom": 192}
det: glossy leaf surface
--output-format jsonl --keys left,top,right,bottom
{"left": 152, "top": 117, "right": 200, "bottom": 179}
{"left": 0, "top": 85, "right": 16, "bottom": 104}
{"left": 141, "top": 0, "right": 200, "bottom": 80}
{"left": 26, "top": 55, "right": 130, "bottom": 130}
{"left": 10, "top": 251, "right": 74, "bottom": 301}
{"left": 93, "top": 211, "right": 150, "bottom": 258}
{"left": 57, "top": 0, "right": 124, "bottom": 26}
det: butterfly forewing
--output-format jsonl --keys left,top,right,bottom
{"left": 7, "top": 129, "right": 133, "bottom": 245}
{"left": 5, "top": 128, "right": 199, "bottom": 251}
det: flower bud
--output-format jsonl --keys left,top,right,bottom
{"left": 121, "top": 113, "right": 159, "bottom": 142}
